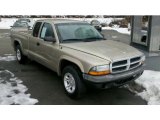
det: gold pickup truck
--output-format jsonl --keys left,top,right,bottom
{"left": 10, "top": 19, "right": 145, "bottom": 98}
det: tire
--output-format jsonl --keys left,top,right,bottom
{"left": 99, "top": 27, "right": 102, "bottom": 32}
{"left": 15, "top": 45, "right": 26, "bottom": 64}
{"left": 62, "top": 65, "right": 86, "bottom": 99}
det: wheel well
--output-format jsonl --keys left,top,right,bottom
{"left": 14, "top": 41, "right": 20, "bottom": 50}
{"left": 60, "top": 60, "right": 82, "bottom": 76}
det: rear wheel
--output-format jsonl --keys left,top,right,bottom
{"left": 16, "top": 45, "right": 26, "bottom": 64}
{"left": 62, "top": 65, "right": 86, "bottom": 99}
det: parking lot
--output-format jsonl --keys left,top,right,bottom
{"left": 0, "top": 29, "right": 147, "bottom": 105}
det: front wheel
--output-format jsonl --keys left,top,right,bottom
{"left": 62, "top": 65, "right": 86, "bottom": 99}
{"left": 16, "top": 45, "right": 26, "bottom": 64}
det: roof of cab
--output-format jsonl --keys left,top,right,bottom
{"left": 36, "top": 19, "right": 88, "bottom": 24}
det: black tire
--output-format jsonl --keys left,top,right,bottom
{"left": 99, "top": 27, "right": 102, "bottom": 32}
{"left": 15, "top": 45, "right": 26, "bottom": 64}
{"left": 62, "top": 65, "right": 86, "bottom": 99}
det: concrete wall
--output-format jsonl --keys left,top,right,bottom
{"left": 131, "top": 16, "right": 148, "bottom": 46}
{"left": 149, "top": 16, "right": 160, "bottom": 52}
{"left": 131, "top": 16, "right": 160, "bottom": 52}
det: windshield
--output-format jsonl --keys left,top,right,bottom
{"left": 55, "top": 23, "right": 104, "bottom": 42}
{"left": 13, "top": 21, "right": 28, "bottom": 27}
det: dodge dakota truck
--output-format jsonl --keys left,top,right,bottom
{"left": 10, "top": 19, "right": 145, "bottom": 98}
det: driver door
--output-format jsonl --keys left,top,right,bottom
{"left": 37, "top": 22, "right": 59, "bottom": 71}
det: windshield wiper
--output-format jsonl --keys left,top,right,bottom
{"left": 62, "top": 37, "right": 106, "bottom": 43}
{"left": 62, "top": 39, "right": 83, "bottom": 43}
{"left": 83, "top": 37, "right": 105, "bottom": 42}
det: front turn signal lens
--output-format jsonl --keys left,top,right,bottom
{"left": 88, "top": 70, "right": 110, "bottom": 76}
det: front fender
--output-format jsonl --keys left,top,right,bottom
{"left": 14, "top": 39, "right": 23, "bottom": 51}
{"left": 58, "top": 55, "right": 84, "bottom": 76}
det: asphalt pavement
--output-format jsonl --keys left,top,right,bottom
{"left": 0, "top": 29, "right": 147, "bottom": 105}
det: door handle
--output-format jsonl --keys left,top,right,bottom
{"left": 37, "top": 42, "right": 40, "bottom": 46}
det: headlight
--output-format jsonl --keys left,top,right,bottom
{"left": 88, "top": 65, "right": 110, "bottom": 76}
{"left": 141, "top": 55, "right": 145, "bottom": 64}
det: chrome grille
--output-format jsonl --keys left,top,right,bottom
{"left": 130, "top": 62, "right": 140, "bottom": 69}
{"left": 111, "top": 56, "right": 142, "bottom": 73}
{"left": 130, "top": 57, "right": 141, "bottom": 63}
{"left": 112, "top": 60, "right": 127, "bottom": 67}
{"left": 112, "top": 66, "right": 127, "bottom": 73}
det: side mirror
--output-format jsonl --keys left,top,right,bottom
{"left": 44, "top": 36, "right": 56, "bottom": 42}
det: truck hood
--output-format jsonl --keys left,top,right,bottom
{"left": 60, "top": 40, "right": 143, "bottom": 62}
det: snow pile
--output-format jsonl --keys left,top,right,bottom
{"left": 32, "top": 17, "right": 124, "bottom": 25}
{"left": 0, "top": 54, "right": 16, "bottom": 61}
{"left": 135, "top": 70, "right": 160, "bottom": 105}
{"left": 68, "top": 17, "right": 124, "bottom": 24}
{"left": 0, "top": 70, "right": 38, "bottom": 105}
{"left": 0, "top": 18, "right": 124, "bottom": 29}
{"left": 0, "top": 18, "right": 18, "bottom": 29}
{"left": 103, "top": 26, "right": 130, "bottom": 35}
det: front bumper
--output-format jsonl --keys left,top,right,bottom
{"left": 83, "top": 65, "right": 144, "bottom": 89}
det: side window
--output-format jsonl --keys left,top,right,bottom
{"left": 40, "top": 23, "right": 55, "bottom": 39}
{"left": 33, "top": 22, "right": 42, "bottom": 37}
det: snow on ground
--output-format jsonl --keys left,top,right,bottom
{"left": 0, "top": 18, "right": 18, "bottom": 29}
{"left": 32, "top": 17, "right": 124, "bottom": 25}
{"left": 0, "top": 18, "right": 124, "bottom": 29}
{"left": 65, "top": 17, "right": 124, "bottom": 24}
{"left": 103, "top": 26, "right": 130, "bottom": 35}
{"left": 0, "top": 18, "right": 130, "bottom": 36}
{"left": 131, "top": 70, "right": 160, "bottom": 105}
{"left": 0, "top": 70, "right": 38, "bottom": 105}
{"left": 0, "top": 54, "right": 16, "bottom": 61}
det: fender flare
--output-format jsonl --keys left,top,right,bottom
{"left": 13, "top": 39, "right": 24, "bottom": 53}
{"left": 58, "top": 55, "right": 84, "bottom": 76}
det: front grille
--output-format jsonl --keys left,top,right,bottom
{"left": 130, "top": 62, "right": 140, "bottom": 69}
{"left": 112, "top": 60, "right": 127, "bottom": 67}
{"left": 111, "top": 56, "right": 141, "bottom": 73}
{"left": 130, "top": 57, "right": 141, "bottom": 63}
{"left": 112, "top": 66, "right": 127, "bottom": 73}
